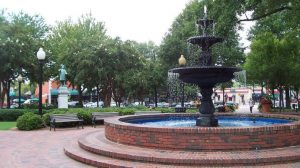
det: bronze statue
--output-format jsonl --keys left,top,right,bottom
{"left": 59, "top": 64, "right": 67, "bottom": 86}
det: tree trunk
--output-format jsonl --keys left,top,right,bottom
{"left": 7, "top": 80, "right": 11, "bottom": 109}
{"left": 77, "top": 84, "right": 83, "bottom": 107}
{"left": 96, "top": 85, "right": 100, "bottom": 107}
{"left": 279, "top": 86, "right": 283, "bottom": 111}
{"left": 261, "top": 81, "right": 264, "bottom": 95}
{"left": 1, "top": 81, "right": 7, "bottom": 108}
{"left": 222, "top": 87, "right": 225, "bottom": 106}
{"left": 101, "top": 77, "right": 112, "bottom": 107}
{"left": 296, "top": 89, "right": 299, "bottom": 112}
{"left": 154, "top": 85, "right": 157, "bottom": 107}
{"left": 272, "top": 88, "right": 275, "bottom": 108}
{"left": 0, "top": 81, "right": 2, "bottom": 108}
{"left": 285, "top": 87, "right": 291, "bottom": 109}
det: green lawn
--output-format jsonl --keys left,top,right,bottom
{"left": 0, "top": 122, "right": 16, "bottom": 130}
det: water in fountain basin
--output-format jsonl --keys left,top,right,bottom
{"left": 126, "top": 116, "right": 292, "bottom": 127}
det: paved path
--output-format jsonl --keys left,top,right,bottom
{"left": 236, "top": 103, "right": 260, "bottom": 113}
{"left": 1, "top": 120, "right": 300, "bottom": 168}
{"left": 0, "top": 127, "right": 96, "bottom": 168}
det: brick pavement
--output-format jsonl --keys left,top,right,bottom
{"left": 0, "top": 127, "right": 96, "bottom": 168}
{"left": 2, "top": 125, "right": 300, "bottom": 168}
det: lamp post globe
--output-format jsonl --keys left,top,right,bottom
{"left": 178, "top": 55, "right": 186, "bottom": 66}
{"left": 36, "top": 48, "right": 46, "bottom": 116}
{"left": 17, "top": 75, "right": 23, "bottom": 108}
{"left": 37, "top": 48, "right": 46, "bottom": 60}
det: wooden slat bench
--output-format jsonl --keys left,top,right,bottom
{"left": 50, "top": 114, "right": 83, "bottom": 131}
{"left": 92, "top": 112, "right": 119, "bottom": 127}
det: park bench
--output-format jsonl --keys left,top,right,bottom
{"left": 92, "top": 112, "right": 119, "bottom": 127}
{"left": 49, "top": 114, "right": 83, "bottom": 131}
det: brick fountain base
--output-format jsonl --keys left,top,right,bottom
{"left": 64, "top": 113, "right": 300, "bottom": 167}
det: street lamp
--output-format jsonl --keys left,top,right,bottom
{"left": 17, "top": 75, "right": 23, "bottom": 108}
{"left": 176, "top": 55, "right": 187, "bottom": 112}
{"left": 178, "top": 55, "right": 186, "bottom": 108}
{"left": 37, "top": 48, "right": 46, "bottom": 116}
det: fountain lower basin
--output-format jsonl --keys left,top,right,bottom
{"left": 105, "top": 113, "right": 300, "bottom": 151}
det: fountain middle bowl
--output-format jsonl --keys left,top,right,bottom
{"left": 170, "top": 66, "right": 240, "bottom": 85}
{"left": 105, "top": 113, "right": 300, "bottom": 151}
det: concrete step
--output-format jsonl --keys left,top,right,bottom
{"left": 75, "top": 130, "right": 300, "bottom": 166}
{"left": 64, "top": 140, "right": 192, "bottom": 168}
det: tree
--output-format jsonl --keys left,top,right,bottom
{"left": 244, "top": 4, "right": 300, "bottom": 109}
{"left": 0, "top": 11, "right": 48, "bottom": 108}
{"left": 159, "top": 0, "right": 245, "bottom": 71}
{"left": 47, "top": 13, "right": 107, "bottom": 106}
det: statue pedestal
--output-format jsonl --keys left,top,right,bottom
{"left": 58, "top": 86, "right": 69, "bottom": 109}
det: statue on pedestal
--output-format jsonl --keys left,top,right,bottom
{"left": 59, "top": 64, "right": 67, "bottom": 86}
{"left": 58, "top": 64, "right": 69, "bottom": 108}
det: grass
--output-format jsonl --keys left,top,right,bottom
{"left": 0, "top": 122, "right": 16, "bottom": 130}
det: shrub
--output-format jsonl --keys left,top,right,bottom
{"left": 217, "top": 105, "right": 235, "bottom": 112}
{"left": 186, "top": 108, "right": 198, "bottom": 113}
{"left": 160, "top": 108, "right": 173, "bottom": 113}
{"left": 17, "top": 112, "right": 45, "bottom": 130}
{"left": 0, "top": 109, "right": 38, "bottom": 121}
{"left": 119, "top": 108, "right": 135, "bottom": 116}
{"left": 42, "top": 113, "right": 51, "bottom": 126}
{"left": 225, "top": 105, "right": 235, "bottom": 112}
{"left": 132, "top": 105, "right": 147, "bottom": 110}
{"left": 77, "top": 111, "right": 92, "bottom": 124}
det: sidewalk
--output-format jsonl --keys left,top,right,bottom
{"left": 0, "top": 127, "right": 96, "bottom": 168}
{"left": 2, "top": 118, "right": 300, "bottom": 168}
{"left": 236, "top": 103, "right": 260, "bottom": 113}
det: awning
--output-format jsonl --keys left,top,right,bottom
{"left": 9, "top": 91, "right": 16, "bottom": 97}
{"left": 51, "top": 89, "right": 59, "bottom": 96}
{"left": 50, "top": 89, "right": 79, "bottom": 96}
{"left": 69, "top": 89, "right": 79, "bottom": 96}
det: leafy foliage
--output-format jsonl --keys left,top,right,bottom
{"left": 16, "top": 112, "right": 44, "bottom": 130}
{"left": 0, "top": 109, "right": 38, "bottom": 121}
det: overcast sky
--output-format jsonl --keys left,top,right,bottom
{"left": 1, "top": 0, "right": 191, "bottom": 45}
{"left": 1, "top": 0, "right": 254, "bottom": 51}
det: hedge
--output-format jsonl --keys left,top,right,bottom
{"left": 0, "top": 109, "right": 38, "bottom": 121}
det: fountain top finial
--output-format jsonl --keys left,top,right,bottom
{"left": 204, "top": 5, "right": 207, "bottom": 18}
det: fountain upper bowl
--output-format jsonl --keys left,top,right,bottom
{"left": 187, "top": 36, "right": 224, "bottom": 46}
{"left": 170, "top": 66, "right": 240, "bottom": 86}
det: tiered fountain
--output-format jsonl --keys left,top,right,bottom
{"left": 170, "top": 5, "right": 239, "bottom": 126}
{"left": 64, "top": 6, "right": 300, "bottom": 167}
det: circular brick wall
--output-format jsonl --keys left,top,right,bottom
{"left": 105, "top": 113, "right": 300, "bottom": 151}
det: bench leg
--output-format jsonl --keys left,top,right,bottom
{"left": 92, "top": 120, "right": 95, "bottom": 128}
{"left": 50, "top": 123, "right": 54, "bottom": 131}
{"left": 77, "top": 122, "right": 83, "bottom": 129}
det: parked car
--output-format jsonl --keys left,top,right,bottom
{"left": 23, "top": 98, "right": 39, "bottom": 105}
{"left": 68, "top": 101, "right": 79, "bottom": 107}
{"left": 12, "top": 98, "right": 25, "bottom": 104}
{"left": 84, "top": 101, "right": 103, "bottom": 108}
